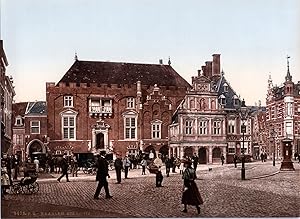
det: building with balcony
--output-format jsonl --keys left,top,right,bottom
{"left": 0, "top": 40, "right": 15, "bottom": 154}
{"left": 169, "top": 54, "right": 252, "bottom": 164}
{"left": 266, "top": 57, "right": 300, "bottom": 158}
{"left": 46, "top": 58, "right": 191, "bottom": 157}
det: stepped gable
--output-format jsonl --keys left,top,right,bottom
{"left": 57, "top": 60, "right": 191, "bottom": 88}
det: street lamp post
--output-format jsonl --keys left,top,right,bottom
{"left": 241, "top": 122, "right": 246, "bottom": 180}
{"left": 238, "top": 99, "right": 249, "bottom": 180}
{"left": 270, "top": 129, "right": 277, "bottom": 167}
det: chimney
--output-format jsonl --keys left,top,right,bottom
{"left": 212, "top": 54, "right": 221, "bottom": 76}
{"left": 197, "top": 70, "right": 201, "bottom": 76}
{"left": 159, "top": 59, "right": 163, "bottom": 65}
{"left": 201, "top": 66, "right": 206, "bottom": 77}
{"left": 205, "top": 61, "right": 213, "bottom": 78}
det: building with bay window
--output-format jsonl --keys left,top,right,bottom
{"left": 46, "top": 58, "right": 191, "bottom": 157}
{"left": 169, "top": 54, "right": 252, "bottom": 164}
{"left": 266, "top": 57, "right": 300, "bottom": 158}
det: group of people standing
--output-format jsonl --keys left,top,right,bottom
{"left": 1, "top": 153, "right": 21, "bottom": 197}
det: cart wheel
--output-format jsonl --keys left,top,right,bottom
{"left": 11, "top": 184, "right": 22, "bottom": 194}
{"left": 22, "top": 184, "right": 34, "bottom": 195}
{"left": 32, "top": 182, "right": 39, "bottom": 193}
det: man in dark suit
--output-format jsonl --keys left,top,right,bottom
{"left": 57, "top": 154, "right": 70, "bottom": 182}
{"left": 165, "top": 155, "right": 172, "bottom": 177}
{"left": 192, "top": 153, "right": 199, "bottom": 171}
{"left": 94, "top": 151, "right": 112, "bottom": 199}
{"left": 114, "top": 154, "right": 123, "bottom": 184}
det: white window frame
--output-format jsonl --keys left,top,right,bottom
{"left": 199, "top": 120, "right": 207, "bottom": 135}
{"left": 126, "top": 97, "right": 135, "bottom": 109}
{"left": 15, "top": 116, "right": 22, "bottom": 126}
{"left": 62, "top": 116, "right": 76, "bottom": 140}
{"left": 16, "top": 134, "right": 23, "bottom": 145}
{"left": 213, "top": 120, "right": 221, "bottom": 135}
{"left": 64, "top": 95, "right": 73, "bottom": 107}
{"left": 60, "top": 109, "right": 78, "bottom": 140}
{"left": 185, "top": 120, "right": 193, "bottom": 135}
{"left": 124, "top": 115, "right": 137, "bottom": 140}
{"left": 30, "top": 121, "right": 40, "bottom": 134}
{"left": 228, "top": 120, "right": 236, "bottom": 134}
{"left": 151, "top": 120, "right": 162, "bottom": 139}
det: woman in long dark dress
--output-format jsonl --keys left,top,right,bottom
{"left": 181, "top": 160, "right": 203, "bottom": 214}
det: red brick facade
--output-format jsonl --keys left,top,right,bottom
{"left": 46, "top": 60, "right": 190, "bottom": 157}
{"left": 12, "top": 101, "right": 48, "bottom": 161}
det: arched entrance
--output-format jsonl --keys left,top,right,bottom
{"left": 159, "top": 145, "right": 169, "bottom": 161}
{"left": 198, "top": 147, "right": 207, "bottom": 164}
{"left": 27, "top": 140, "right": 46, "bottom": 160}
{"left": 184, "top": 147, "right": 193, "bottom": 158}
{"left": 159, "top": 145, "right": 169, "bottom": 156}
{"left": 144, "top": 145, "right": 156, "bottom": 159}
{"left": 212, "top": 147, "right": 221, "bottom": 163}
{"left": 96, "top": 133, "right": 104, "bottom": 149}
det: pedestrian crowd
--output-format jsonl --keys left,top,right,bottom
{"left": 4, "top": 149, "right": 299, "bottom": 215}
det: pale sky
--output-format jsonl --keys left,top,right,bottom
{"left": 1, "top": 0, "right": 299, "bottom": 106}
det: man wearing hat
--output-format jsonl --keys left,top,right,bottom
{"left": 114, "top": 153, "right": 123, "bottom": 184}
{"left": 57, "top": 153, "right": 70, "bottom": 182}
{"left": 94, "top": 150, "right": 112, "bottom": 199}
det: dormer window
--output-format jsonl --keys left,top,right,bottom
{"left": 223, "top": 83, "right": 228, "bottom": 92}
{"left": 219, "top": 94, "right": 226, "bottom": 105}
{"left": 127, "top": 97, "right": 135, "bottom": 109}
{"left": 233, "top": 95, "right": 239, "bottom": 106}
{"left": 15, "top": 116, "right": 23, "bottom": 126}
{"left": 64, "top": 95, "right": 73, "bottom": 107}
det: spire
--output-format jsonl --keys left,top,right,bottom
{"left": 285, "top": 55, "right": 292, "bottom": 82}
{"left": 74, "top": 52, "right": 78, "bottom": 61}
{"left": 168, "top": 56, "right": 171, "bottom": 65}
{"left": 268, "top": 74, "right": 273, "bottom": 89}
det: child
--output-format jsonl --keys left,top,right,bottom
{"left": 179, "top": 160, "right": 184, "bottom": 174}
{"left": 156, "top": 169, "right": 164, "bottom": 187}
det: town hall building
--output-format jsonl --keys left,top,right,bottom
{"left": 46, "top": 57, "right": 191, "bottom": 157}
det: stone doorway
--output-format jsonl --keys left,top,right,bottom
{"left": 212, "top": 147, "right": 221, "bottom": 163}
{"left": 96, "top": 133, "right": 104, "bottom": 149}
{"left": 184, "top": 147, "right": 193, "bottom": 158}
{"left": 198, "top": 147, "right": 207, "bottom": 164}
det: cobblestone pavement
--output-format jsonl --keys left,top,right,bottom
{"left": 2, "top": 161, "right": 300, "bottom": 218}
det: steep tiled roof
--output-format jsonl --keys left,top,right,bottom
{"left": 217, "top": 75, "right": 241, "bottom": 109}
{"left": 26, "top": 101, "right": 47, "bottom": 115}
{"left": 58, "top": 60, "right": 191, "bottom": 88}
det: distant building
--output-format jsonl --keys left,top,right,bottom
{"left": 266, "top": 57, "right": 300, "bottom": 158}
{"left": 12, "top": 101, "right": 47, "bottom": 161}
{"left": 0, "top": 40, "right": 15, "bottom": 153}
{"left": 169, "top": 54, "right": 252, "bottom": 164}
{"left": 250, "top": 103, "right": 268, "bottom": 159}
{"left": 46, "top": 58, "right": 191, "bottom": 157}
